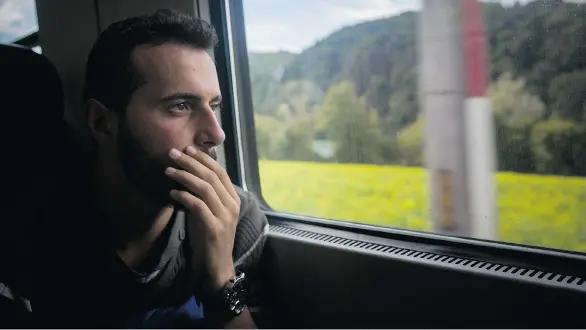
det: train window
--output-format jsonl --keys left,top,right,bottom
{"left": 234, "top": 0, "right": 586, "bottom": 253}
{"left": 0, "top": 0, "right": 38, "bottom": 43}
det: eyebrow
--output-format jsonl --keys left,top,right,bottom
{"left": 159, "top": 92, "right": 222, "bottom": 104}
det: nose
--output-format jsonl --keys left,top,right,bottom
{"left": 194, "top": 108, "right": 225, "bottom": 149}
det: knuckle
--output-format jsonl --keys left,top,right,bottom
{"left": 210, "top": 227, "right": 221, "bottom": 242}
{"left": 230, "top": 212, "right": 239, "bottom": 225}
{"left": 175, "top": 170, "right": 192, "bottom": 185}
{"left": 180, "top": 152, "right": 192, "bottom": 163}
{"left": 217, "top": 170, "right": 230, "bottom": 183}
{"left": 205, "top": 171, "right": 220, "bottom": 185}
{"left": 201, "top": 182, "right": 215, "bottom": 197}
{"left": 178, "top": 156, "right": 195, "bottom": 172}
{"left": 190, "top": 201, "right": 202, "bottom": 213}
{"left": 189, "top": 198, "right": 204, "bottom": 212}
{"left": 177, "top": 190, "right": 190, "bottom": 200}
{"left": 228, "top": 203, "right": 240, "bottom": 218}
{"left": 175, "top": 169, "right": 188, "bottom": 180}
{"left": 229, "top": 200, "right": 240, "bottom": 215}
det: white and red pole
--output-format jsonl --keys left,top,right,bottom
{"left": 461, "top": 0, "right": 498, "bottom": 240}
{"left": 420, "top": 0, "right": 470, "bottom": 237}
{"left": 419, "top": 0, "right": 497, "bottom": 240}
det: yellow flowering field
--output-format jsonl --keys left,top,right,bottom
{"left": 258, "top": 160, "right": 586, "bottom": 253}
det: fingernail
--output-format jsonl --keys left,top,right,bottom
{"left": 186, "top": 145, "right": 197, "bottom": 155}
{"left": 169, "top": 148, "right": 181, "bottom": 159}
{"left": 165, "top": 167, "right": 176, "bottom": 175}
{"left": 170, "top": 189, "right": 179, "bottom": 197}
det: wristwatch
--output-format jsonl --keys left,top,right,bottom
{"left": 204, "top": 271, "right": 248, "bottom": 322}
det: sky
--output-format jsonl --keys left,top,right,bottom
{"left": 242, "top": 0, "right": 422, "bottom": 53}
{"left": 1, "top": 0, "right": 584, "bottom": 51}
{"left": 242, "top": 0, "right": 586, "bottom": 53}
{"left": 0, "top": 0, "right": 36, "bottom": 43}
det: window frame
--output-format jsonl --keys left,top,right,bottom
{"left": 209, "top": 0, "right": 271, "bottom": 208}
{"left": 211, "top": 0, "right": 586, "bottom": 263}
{"left": 13, "top": 31, "right": 39, "bottom": 48}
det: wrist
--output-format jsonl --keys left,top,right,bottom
{"left": 207, "top": 267, "right": 236, "bottom": 293}
{"left": 200, "top": 271, "right": 248, "bottom": 325}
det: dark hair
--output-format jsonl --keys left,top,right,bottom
{"left": 82, "top": 9, "right": 218, "bottom": 113}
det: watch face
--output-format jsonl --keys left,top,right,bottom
{"left": 221, "top": 272, "right": 247, "bottom": 317}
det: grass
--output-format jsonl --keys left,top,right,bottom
{"left": 258, "top": 160, "right": 586, "bottom": 253}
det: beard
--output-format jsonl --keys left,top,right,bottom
{"left": 116, "top": 118, "right": 218, "bottom": 209}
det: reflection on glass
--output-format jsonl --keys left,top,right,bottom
{"left": 242, "top": 0, "right": 586, "bottom": 254}
{"left": 0, "top": 0, "right": 38, "bottom": 43}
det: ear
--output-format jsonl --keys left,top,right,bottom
{"left": 84, "top": 99, "right": 118, "bottom": 142}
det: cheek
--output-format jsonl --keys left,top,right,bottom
{"left": 134, "top": 118, "right": 194, "bottom": 156}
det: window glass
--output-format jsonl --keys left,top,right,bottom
{"left": 241, "top": 0, "right": 586, "bottom": 254}
{"left": 0, "top": 0, "right": 38, "bottom": 43}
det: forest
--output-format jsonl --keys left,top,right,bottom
{"left": 249, "top": 0, "right": 586, "bottom": 178}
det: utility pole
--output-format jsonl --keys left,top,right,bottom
{"left": 419, "top": 0, "right": 497, "bottom": 240}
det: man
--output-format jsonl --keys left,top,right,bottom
{"left": 31, "top": 9, "right": 268, "bottom": 328}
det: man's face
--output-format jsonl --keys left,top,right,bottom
{"left": 113, "top": 43, "right": 225, "bottom": 206}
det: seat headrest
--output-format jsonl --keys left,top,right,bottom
{"left": 0, "top": 43, "right": 68, "bottom": 300}
{"left": 0, "top": 43, "right": 64, "bottom": 124}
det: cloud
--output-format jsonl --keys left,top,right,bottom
{"left": 245, "top": 21, "right": 309, "bottom": 52}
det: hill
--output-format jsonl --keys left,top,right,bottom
{"left": 247, "top": 0, "right": 586, "bottom": 177}
{"left": 248, "top": 51, "right": 295, "bottom": 79}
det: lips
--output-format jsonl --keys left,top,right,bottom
{"left": 198, "top": 146, "right": 217, "bottom": 161}
{"left": 207, "top": 148, "right": 217, "bottom": 161}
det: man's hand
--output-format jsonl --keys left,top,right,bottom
{"left": 165, "top": 146, "right": 240, "bottom": 293}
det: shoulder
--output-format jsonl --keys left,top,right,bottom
{"left": 234, "top": 185, "right": 265, "bottom": 220}
{"left": 231, "top": 185, "right": 269, "bottom": 269}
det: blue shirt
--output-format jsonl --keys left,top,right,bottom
{"left": 128, "top": 296, "right": 205, "bottom": 328}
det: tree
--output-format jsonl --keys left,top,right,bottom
{"left": 279, "top": 80, "right": 324, "bottom": 118}
{"left": 530, "top": 117, "right": 586, "bottom": 176}
{"left": 494, "top": 117, "right": 536, "bottom": 173}
{"left": 254, "top": 114, "right": 284, "bottom": 160}
{"left": 548, "top": 70, "right": 586, "bottom": 122}
{"left": 385, "top": 88, "right": 418, "bottom": 133}
{"left": 396, "top": 115, "right": 424, "bottom": 166}
{"left": 488, "top": 72, "right": 545, "bottom": 129}
{"left": 488, "top": 72, "right": 545, "bottom": 173}
{"left": 318, "top": 81, "right": 397, "bottom": 164}
{"left": 365, "top": 75, "right": 391, "bottom": 116}
{"left": 274, "top": 114, "right": 321, "bottom": 162}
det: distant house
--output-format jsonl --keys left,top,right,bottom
{"left": 312, "top": 139, "right": 335, "bottom": 158}
{"left": 272, "top": 66, "right": 285, "bottom": 81}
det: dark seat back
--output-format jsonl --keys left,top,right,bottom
{"left": 0, "top": 43, "right": 70, "bottom": 304}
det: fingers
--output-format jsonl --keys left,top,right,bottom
{"left": 169, "top": 189, "right": 214, "bottom": 227}
{"left": 165, "top": 167, "right": 225, "bottom": 216}
{"left": 184, "top": 146, "right": 239, "bottom": 203}
{"left": 169, "top": 147, "right": 239, "bottom": 209}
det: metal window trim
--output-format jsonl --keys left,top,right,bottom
{"left": 208, "top": 0, "right": 271, "bottom": 208}
{"left": 207, "top": 0, "right": 586, "bottom": 262}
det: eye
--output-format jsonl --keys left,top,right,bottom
{"left": 211, "top": 103, "right": 223, "bottom": 112}
{"left": 169, "top": 102, "right": 191, "bottom": 113}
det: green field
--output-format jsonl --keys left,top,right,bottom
{"left": 258, "top": 160, "right": 586, "bottom": 253}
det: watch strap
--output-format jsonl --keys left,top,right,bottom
{"left": 202, "top": 271, "right": 248, "bottom": 323}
